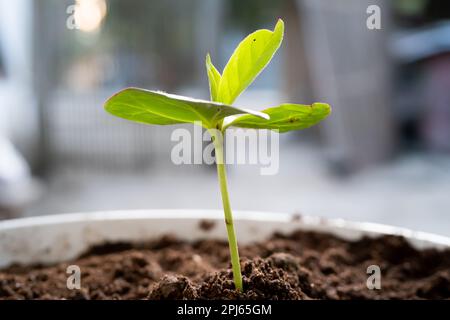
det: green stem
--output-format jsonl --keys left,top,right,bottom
{"left": 211, "top": 129, "right": 243, "bottom": 292}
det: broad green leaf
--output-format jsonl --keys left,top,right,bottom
{"left": 104, "top": 87, "right": 268, "bottom": 129}
{"left": 205, "top": 53, "right": 221, "bottom": 102}
{"left": 225, "top": 103, "right": 331, "bottom": 133}
{"left": 217, "top": 19, "right": 284, "bottom": 105}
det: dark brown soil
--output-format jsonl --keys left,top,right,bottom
{"left": 0, "top": 230, "right": 449, "bottom": 300}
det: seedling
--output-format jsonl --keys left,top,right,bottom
{"left": 104, "top": 19, "right": 331, "bottom": 292}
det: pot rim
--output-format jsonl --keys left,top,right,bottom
{"left": 1, "top": 209, "right": 449, "bottom": 248}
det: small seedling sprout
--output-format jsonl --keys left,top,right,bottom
{"left": 104, "top": 19, "right": 331, "bottom": 292}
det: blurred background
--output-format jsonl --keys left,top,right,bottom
{"left": 0, "top": 0, "right": 449, "bottom": 235}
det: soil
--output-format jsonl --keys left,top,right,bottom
{"left": 0, "top": 230, "right": 449, "bottom": 300}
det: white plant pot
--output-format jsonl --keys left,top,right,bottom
{"left": 1, "top": 209, "right": 449, "bottom": 268}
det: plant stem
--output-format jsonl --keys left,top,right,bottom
{"left": 211, "top": 129, "right": 243, "bottom": 292}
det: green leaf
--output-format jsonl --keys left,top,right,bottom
{"left": 217, "top": 19, "right": 284, "bottom": 105}
{"left": 104, "top": 87, "right": 269, "bottom": 129}
{"left": 205, "top": 53, "right": 221, "bottom": 102}
{"left": 225, "top": 103, "right": 331, "bottom": 133}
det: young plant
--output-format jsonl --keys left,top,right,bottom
{"left": 104, "top": 19, "right": 331, "bottom": 292}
